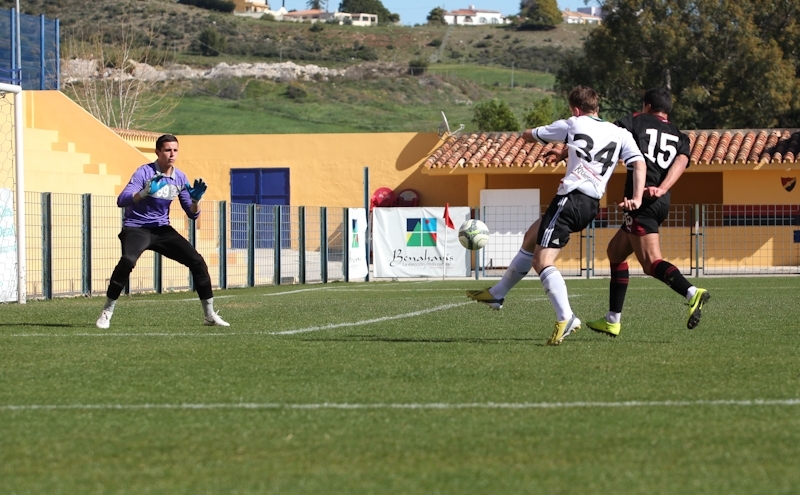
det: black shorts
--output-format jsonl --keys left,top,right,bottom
{"left": 622, "top": 197, "right": 670, "bottom": 235}
{"left": 537, "top": 190, "right": 599, "bottom": 249}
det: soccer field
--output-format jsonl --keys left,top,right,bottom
{"left": 2, "top": 276, "right": 799, "bottom": 494}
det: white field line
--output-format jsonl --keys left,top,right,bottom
{"left": 6, "top": 302, "right": 472, "bottom": 338}
{"left": 2, "top": 399, "right": 799, "bottom": 412}
{"left": 262, "top": 286, "right": 342, "bottom": 296}
{"left": 272, "top": 302, "right": 471, "bottom": 335}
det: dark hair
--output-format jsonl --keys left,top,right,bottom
{"left": 643, "top": 87, "right": 673, "bottom": 114}
{"left": 568, "top": 86, "right": 600, "bottom": 114}
{"left": 156, "top": 134, "right": 178, "bottom": 151}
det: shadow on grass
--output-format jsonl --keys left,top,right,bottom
{"left": 0, "top": 322, "right": 85, "bottom": 328}
{"left": 302, "top": 335, "right": 539, "bottom": 344}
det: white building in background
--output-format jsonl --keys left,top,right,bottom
{"left": 281, "top": 9, "right": 378, "bottom": 25}
{"left": 443, "top": 5, "right": 509, "bottom": 25}
{"left": 561, "top": 8, "right": 602, "bottom": 24}
{"left": 346, "top": 12, "right": 379, "bottom": 26}
{"left": 577, "top": 6, "right": 604, "bottom": 18}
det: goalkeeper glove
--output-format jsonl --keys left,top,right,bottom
{"left": 186, "top": 178, "right": 208, "bottom": 203}
{"left": 140, "top": 173, "right": 166, "bottom": 198}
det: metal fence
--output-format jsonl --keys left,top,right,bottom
{"left": 476, "top": 203, "right": 800, "bottom": 278}
{"left": 25, "top": 192, "right": 350, "bottom": 299}
{"left": 21, "top": 194, "right": 800, "bottom": 299}
{"left": 0, "top": 9, "right": 60, "bottom": 89}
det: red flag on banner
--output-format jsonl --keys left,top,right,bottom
{"left": 443, "top": 203, "right": 455, "bottom": 230}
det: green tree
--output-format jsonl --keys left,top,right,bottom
{"left": 427, "top": 7, "right": 447, "bottom": 25}
{"left": 519, "top": 0, "right": 562, "bottom": 28}
{"left": 307, "top": 0, "right": 324, "bottom": 9}
{"left": 472, "top": 99, "right": 521, "bottom": 131}
{"left": 556, "top": 0, "right": 798, "bottom": 129}
{"left": 339, "top": 0, "right": 397, "bottom": 23}
{"left": 195, "top": 26, "right": 227, "bottom": 56}
{"left": 522, "top": 97, "right": 569, "bottom": 128}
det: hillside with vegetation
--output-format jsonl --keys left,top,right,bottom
{"left": 3, "top": 0, "right": 595, "bottom": 134}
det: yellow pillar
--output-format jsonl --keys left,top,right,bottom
{"left": 467, "top": 173, "right": 486, "bottom": 208}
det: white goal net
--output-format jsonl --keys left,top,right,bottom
{"left": 0, "top": 83, "right": 25, "bottom": 303}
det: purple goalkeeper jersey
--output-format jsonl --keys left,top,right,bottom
{"left": 118, "top": 162, "right": 199, "bottom": 228}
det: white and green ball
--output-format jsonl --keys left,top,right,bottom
{"left": 458, "top": 219, "right": 490, "bottom": 250}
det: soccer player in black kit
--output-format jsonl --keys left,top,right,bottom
{"left": 587, "top": 88, "right": 710, "bottom": 337}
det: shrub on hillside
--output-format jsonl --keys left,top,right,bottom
{"left": 285, "top": 82, "right": 308, "bottom": 100}
{"left": 407, "top": 58, "right": 429, "bottom": 76}
{"left": 192, "top": 27, "right": 228, "bottom": 56}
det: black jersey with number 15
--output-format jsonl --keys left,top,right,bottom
{"left": 614, "top": 113, "right": 691, "bottom": 200}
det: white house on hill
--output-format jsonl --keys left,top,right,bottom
{"left": 561, "top": 8, "right": 602, "bottom": 24}
{"left": 282, "top": 9, "right": 378, "bottom": 25}
{"left": 443, "top": 5, "right": 509, "bottom": 25}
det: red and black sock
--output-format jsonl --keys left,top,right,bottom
{"left": 609, "top": 261, "right": 629, "bottom": 313}
{"left": 651, "top": 259, "right": 691, "bottom": 297}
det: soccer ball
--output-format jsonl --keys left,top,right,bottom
{"left": 458, "top": 219, "right": 490, "bottom": 250}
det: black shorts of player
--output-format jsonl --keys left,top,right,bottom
{"left": 537, "top": 190, "right": 599, "bottom": 249}
{"left": 622, "top": 197, "right": 670, "bottom": 236}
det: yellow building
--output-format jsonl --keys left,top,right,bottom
{"left": 232, "top": 0, "right": 270, "bottom": 14}
{"left": 9, "top": 90, "right": 800, "bottom": 300}
{"left": 21, "top": 90, "right": 800, "bottom": 209}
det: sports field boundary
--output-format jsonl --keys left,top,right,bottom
{"left": 3, "top": 399, "right": 800, "bottom": 412}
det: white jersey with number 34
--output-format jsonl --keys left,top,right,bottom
{"left": 531, "top": 115, "right": 644, "bottom": 199}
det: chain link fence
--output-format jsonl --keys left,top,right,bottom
{"left": 25, "top": 193, "right": 350, "bottom": 299}
{"left": 21, "top": 194, "right": 800, "bottom": 299}
{"left": 475, "top": 203, "right": 800, "bottom": 278}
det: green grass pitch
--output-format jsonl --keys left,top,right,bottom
{"left": 2, "top": 276, "right": 799, "bottom": 494}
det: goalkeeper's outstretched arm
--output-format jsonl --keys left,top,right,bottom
{"left": 178, "top": 186, "right": 201, "bottom": 219}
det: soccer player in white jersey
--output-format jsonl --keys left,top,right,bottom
{"left": 467, "top": 86, "right": 647, "bottom": 346}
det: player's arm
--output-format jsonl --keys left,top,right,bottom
{"left": 522, "top": 118, "right": 570, "bottom": 144}
{"left": 619, "top": 132, "right": 646, "bottom": 210}
{"left": 630, "top": 159, "right": 646, "bottom": 206}
{"left": 545, "top": 145, "right": 568, "bottom": 162}
{"left": 181, "top": 177, "right": 207, "bottom": 219}
{"left": 179, "top": 186, "right": 200, "bottom": 219}
{"left": 118, "top": 167, "right": 155, "bottom": 207}
{"left": 648, "top": 154, "right": 689, "bottom": 198}
{"left": 618, "top": 159, "right": 646, "bottom": 211}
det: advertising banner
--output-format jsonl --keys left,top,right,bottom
{"left": 347, "top": 208, "right": 369, "bottom": 279}
{"left": 372, "top": 206, "right": 471, "bottom": 278}
{"left": 0, "top": 188, "right": 17, "bottom": 302}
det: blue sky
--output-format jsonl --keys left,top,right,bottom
{"left": 277, "top": 0, "right": 596, "bottom": 26}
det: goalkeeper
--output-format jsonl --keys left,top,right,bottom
{"left": 95, "top": 134, "right": 229, "bottom": 329}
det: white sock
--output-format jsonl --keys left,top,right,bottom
{"left": 539, "top": 266, "right": 572, "bottom": 321}
{"left": 605, "top": 311, "right": 621, "bottom": 324}
{"left": 685, "top": 286, "right": 697, "bottom": 301}
{"left": 201, "top": 298, "right": 214, "bottom": 317}
{"left": 102, "top": 298, "right": 117, "bottom": 313}
{"left": 490, "top": 248, "right": 534, "bottom": 299}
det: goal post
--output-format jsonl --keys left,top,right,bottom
{"left": 0, "top": 82, "right": 25, "bottom": 304}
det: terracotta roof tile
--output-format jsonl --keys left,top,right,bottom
{"left": 424, "top": 129, "right": 800, "bottom": 170}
